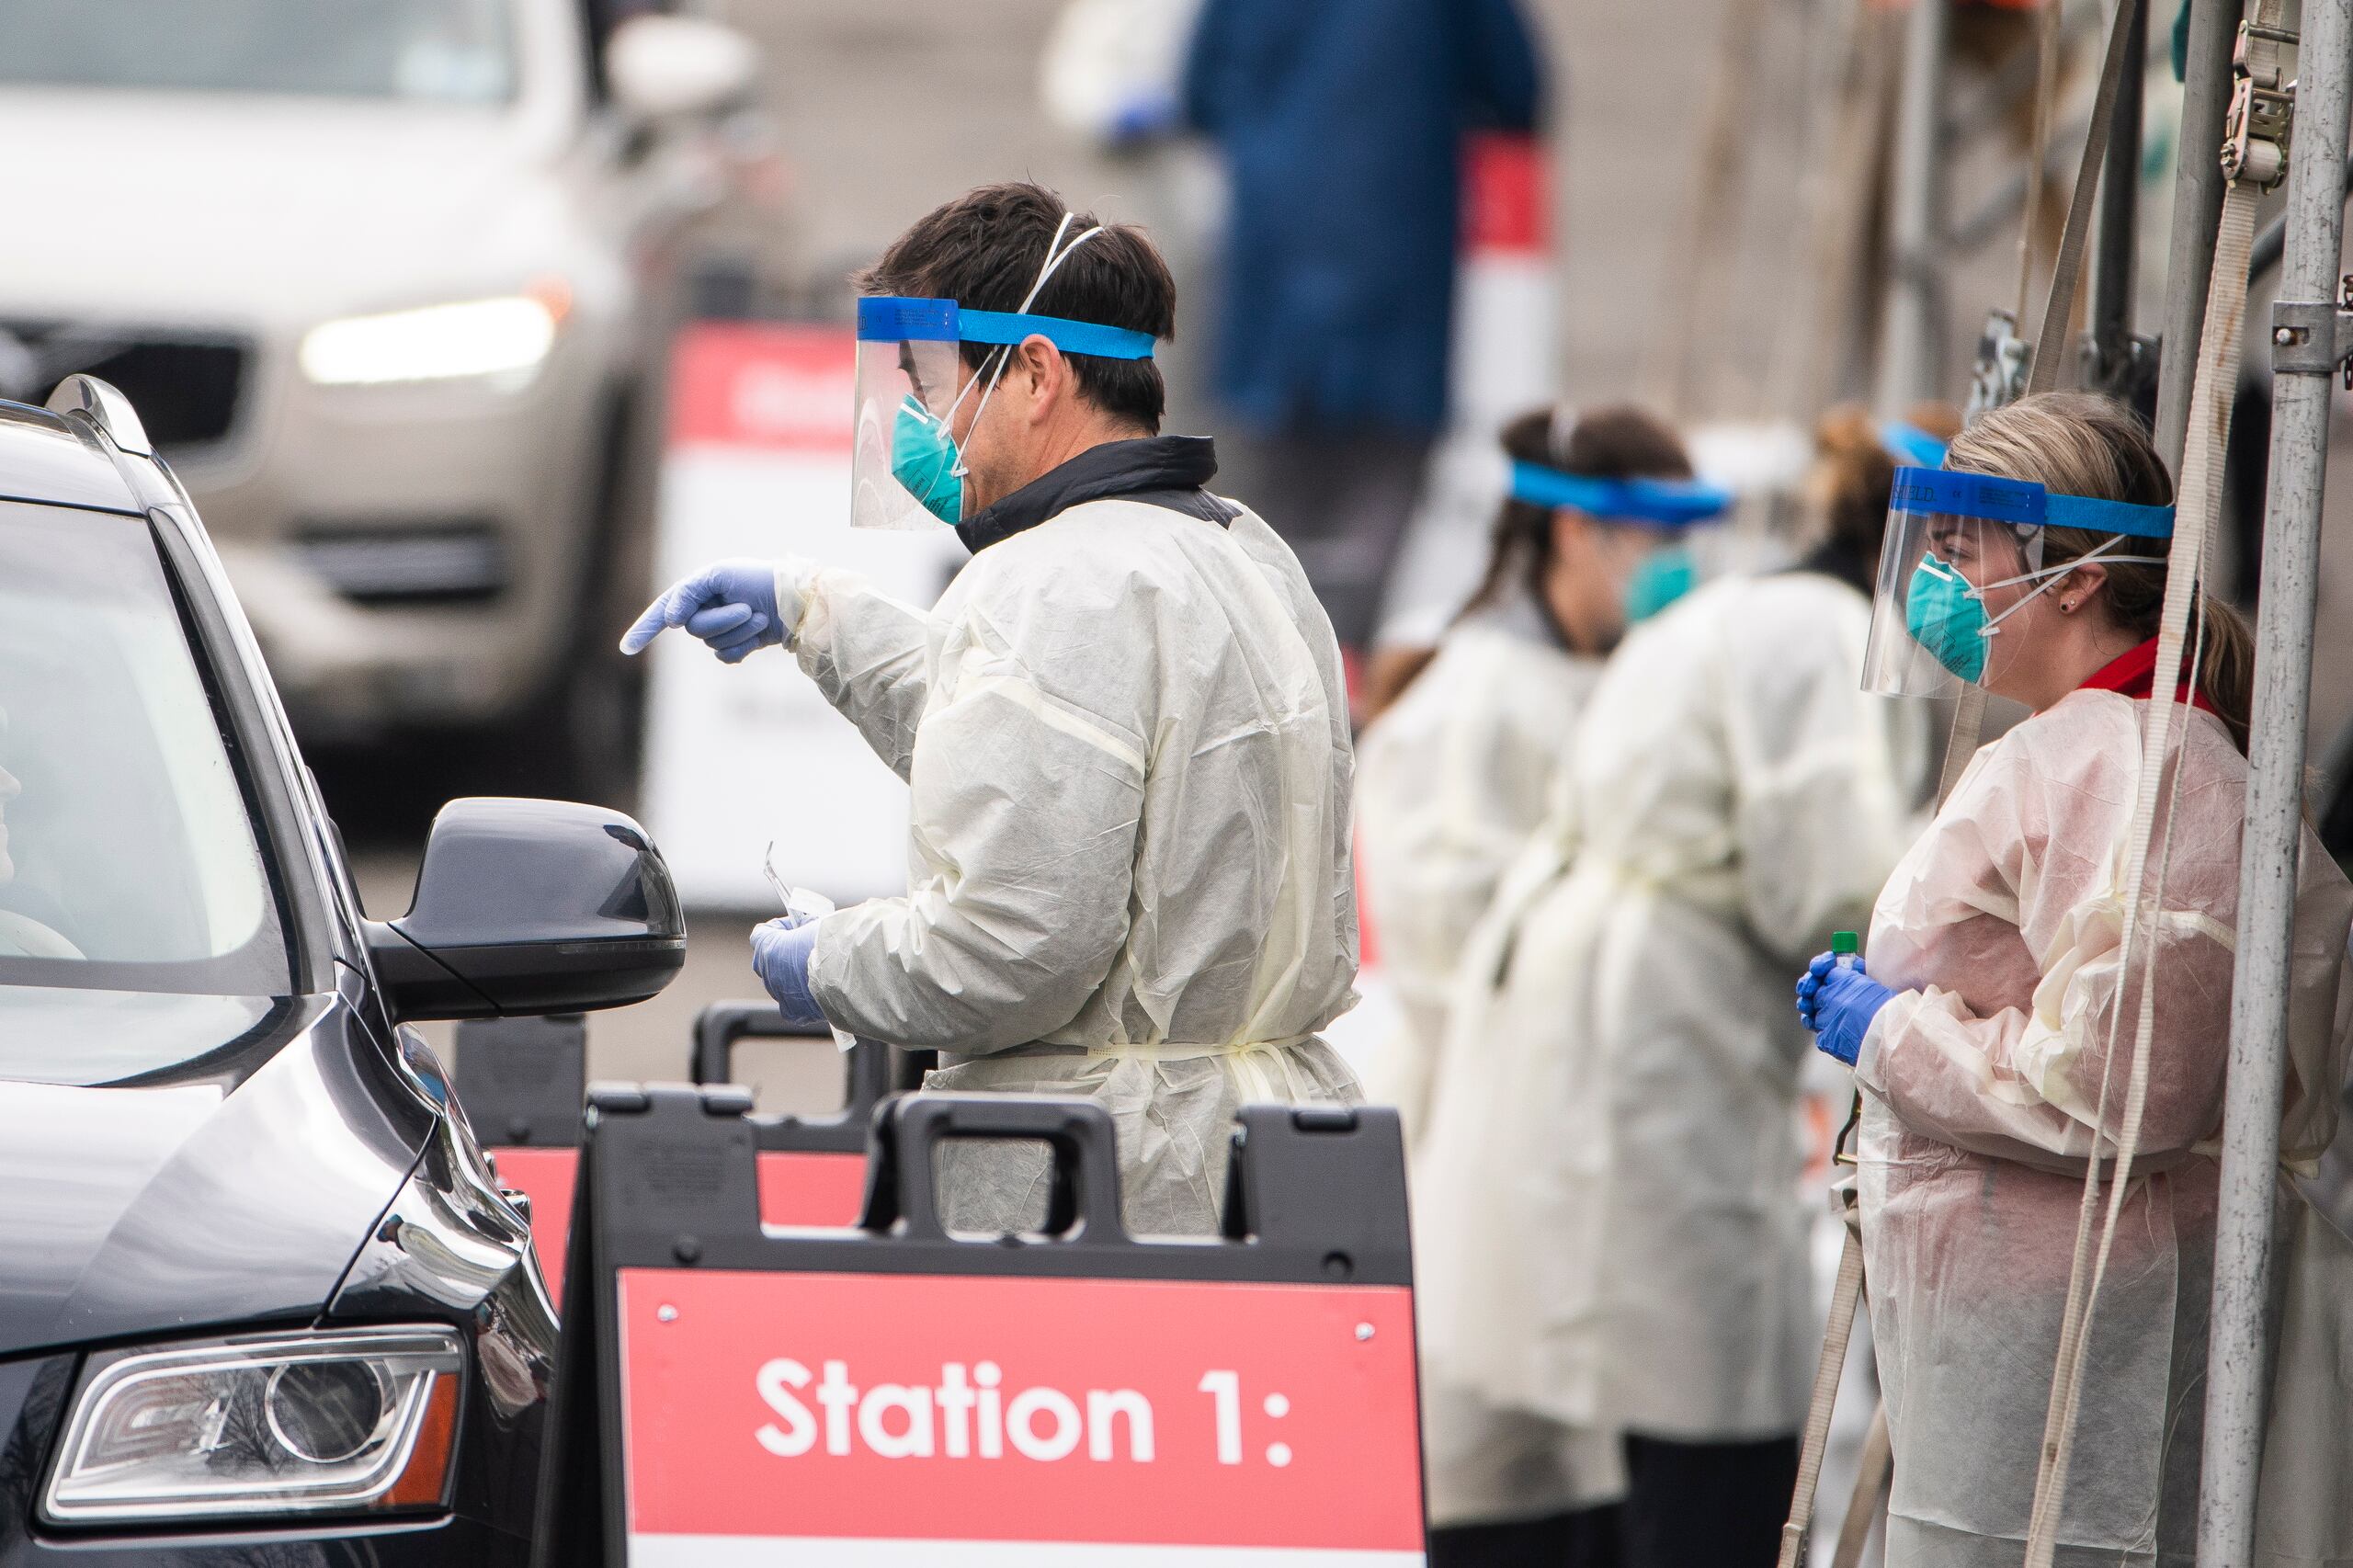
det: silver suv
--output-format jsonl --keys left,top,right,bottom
{"left": 0, "top": 0, "right": 758, "bottom": 787}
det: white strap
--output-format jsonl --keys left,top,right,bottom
{"left": 1831, "top": 1404, "right": 1894, "bottom": 1568}
{"left": 1778, "top": 1221, "right": 1869, "bottom": 1568}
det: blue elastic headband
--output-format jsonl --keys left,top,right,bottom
{"left": 1880, "top": 421, "right": 1949, "bottom": 470}
{"left": 1890, "top": 465, "right": 2176, "bottom": 539}
{"left": 855, "top": 296, "right": 1155, "bottom": 359}
{"left": 1509, "top": 460, "right": 1734, "bottom": 527}
{"left": 958, "top": 309, "right": 1156, "bottom": 360}
{"left": 857, "top": 296, "right": 957, "bottom": 342}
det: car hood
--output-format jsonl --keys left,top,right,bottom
{"left": 0, "top": 991, "right": 431, "bottom": 1355}
{"left": 0, "top": 91, "right": 575, "bottom": 325}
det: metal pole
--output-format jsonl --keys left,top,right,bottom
{"left": 2087, "top": 0, "right": 2147, "bottom": 374}
{"left": 2198, "top": 1, "right": 2351, "bottom": 1561}
{"left": 1875, "top": 0, "right": 1949, "bottom": 417}
{"left": 2155, "top": 0, "right": 2245, "bottom": 471}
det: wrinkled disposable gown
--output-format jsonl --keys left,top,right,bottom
{"left": 1855, "top": 688, "right": 2353, "bottom": 1567}
{"left": 1355, "top": 598, "right": 1609, "bottom": 1528}
{"left": 790, "top": 495, "right": 1361, "bottom": 1238}
{"left": 1415, "top": 572, "right": 1923, "bottom": 1459}
{"left": 1355, "top": 600, "right": 1602, "bottom": 1144}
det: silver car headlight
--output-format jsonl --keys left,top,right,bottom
{"left": 42, "top": 1327, "right": 463, "bottom": 1524}
{"left": 298, "top": 289, "right": 565, "bottom": 386}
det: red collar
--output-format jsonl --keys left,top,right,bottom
{"left": 2079, "top": 636, "right": 2216, "bottom": 714}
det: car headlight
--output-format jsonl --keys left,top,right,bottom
{"left": 299, "top": 289, "right": 565, "bottom": 386}
{"left": 42, "top": 1327, "right": 463, "bottom": 1524}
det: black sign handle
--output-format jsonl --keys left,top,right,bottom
{"left": 690, "top": 1000, "right": 891, "bottom": 1113}
{"left": 858, "top": 1095, "right": 1129, "bottom": 1245}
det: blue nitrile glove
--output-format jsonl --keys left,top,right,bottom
{"left": 620, "top": 559, "right": 785, "bottom": 664}
{"left": 1106, "top": 89, "right": 1180, "bottom": 147}
{"left": 750, "top": 913, "right": 827, "bottom": 1029}
{"left": 1796, "top": 951, "right": 1895, "bottom": 1066}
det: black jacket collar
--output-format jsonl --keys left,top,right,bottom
{"left": 955, "top": 436, "right": 1231, "bottom": 554}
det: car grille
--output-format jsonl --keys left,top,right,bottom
{"left": 290, "top": 519, "right": 510, "bottom": 605}
{"left": 0, "top": 320, "right": 248, "bottom": 451}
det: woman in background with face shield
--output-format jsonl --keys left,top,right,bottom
{"left": 1795, "top": 392, "right": 2353, "bottom": 1566}
{"left": 1358, "top": 404, "right": 1719, "bottom": 1151}
{"left": 1414, "top": 405, "right": 1927, "bottom": 1568}
{"left": 1360, "top": 405, "right": 1727, "bottom": 1567}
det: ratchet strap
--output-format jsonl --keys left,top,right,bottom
{"left": 1777, "top": 1217, "right": 1870, "bottom": 1568}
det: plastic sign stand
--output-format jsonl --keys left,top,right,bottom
{"left": 535, "top": 1090, "right": 1427, "bottom": 1566}
{"left": 688, "top": 1002, "right": 890, "bottom": 1227}
{"left": 451, "top": 1014, "right": 586, "bottom": 1309}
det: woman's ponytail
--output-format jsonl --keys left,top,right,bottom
{"left": 2194, "top": 593, "right": 2256, "bottom": 754}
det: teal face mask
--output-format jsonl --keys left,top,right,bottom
{"left": 1624, "top": 546, "right": 1697, "bottom": 623}
{"left": 1905, "top": 552, "right": 1988, "bottom": 682}
{"left": 891, "top": 396, "right": 963, "bottom": 524}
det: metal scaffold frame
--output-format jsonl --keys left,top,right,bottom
{"left": 2199, "top": 0, "right": 2352, "bottom": 1559}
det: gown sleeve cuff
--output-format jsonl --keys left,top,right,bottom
{"left": 1851, "top": 990, "right": 1911, "bottom": 1086}
{"left": 773, "top": 556, "right": 819, "bottom": 650}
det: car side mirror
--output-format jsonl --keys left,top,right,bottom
{"left": 606, "top": 15, "right": 760, "bottom": 122}
{"left": 366, "top": 799, "right": 686, "bottom": 1023}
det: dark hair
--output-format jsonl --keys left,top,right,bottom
{"left": 1458, "top": 403, "right": 1697, "bottom": 619}
{"left": 1947, "top": 392, "right": 2255, "bottom": 751}
{"left": 853, "top": 182, "right": 1176, "bottom": 433}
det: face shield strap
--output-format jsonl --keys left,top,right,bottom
{"left": 945, "top": 216, "right": 1115, "bottom": 481}
{"left": 1969, "top": 533, "right": 2169, "bottom": 641}
{"left": 1508, "top": 460, "right": 1734, "bottom": 527}
{"left": 1879, "top": 422, "right": 1950, "bottom": 470}
{"left": 1890, "top": 465, "right": 2177, "bottom": 538}
{"left": 956, "top": 310, "right": 1155, "bottom": 359}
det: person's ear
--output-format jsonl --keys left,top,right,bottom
{"left": 1017, "top": 336, "right": 1062, "bottom": 426}
{"left": 2057, "top": 560, "right": 2108, "bottom": 614}
{"left": 1549, "top": 506, "right": 1591, "bottom": 564}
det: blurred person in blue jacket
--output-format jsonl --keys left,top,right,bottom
{"left": 1182, "top": 0, "right": 1543, "bottom": 663}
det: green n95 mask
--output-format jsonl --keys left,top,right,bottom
{"left": 891, "top": 397, "right": 963, "bottom": 526}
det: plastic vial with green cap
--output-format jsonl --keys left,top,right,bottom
{"left": 1832, "top": 930, "right": 1860, "bottom": 969}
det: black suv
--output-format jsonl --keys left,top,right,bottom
{"left": 0, "top": 377, "right": 684, "bottom": 1563}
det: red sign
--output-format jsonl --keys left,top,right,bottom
{"left": 494, "top": 1146, "right": 579, "bottom": 1310}
{"left": 669, "top": 323, "right": 857, "bottom": 454}
{"left": 1462, "top": 133, "right": 1550, "bottom": 256}
{"left": 756, "top": 1151, "right": 869, "bottom": 1229}
{"left": 618, "top": 1268, "right": 1423, "bottom": 1562}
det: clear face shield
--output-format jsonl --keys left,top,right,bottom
{"left": 849, "top": 213, "right": 1155, "bottom": 529}
{"left": 1506, "top": 459, "right": 1736, "bottom": 625}
{"left": 1860, "top": 466, "right": 2176, "bottom": 699}
{"left": 851, "top": 297, "right": 972, "bottom": 530}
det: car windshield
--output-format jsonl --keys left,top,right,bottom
{"left": 0, "top": 0, "right": 517, "bottom": 105}
{"left": 0, "top": 502, "right": 291, "bottom": 1001}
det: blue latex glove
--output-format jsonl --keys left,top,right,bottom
{"left": 750, "top": 913, "right": 828, "bottom": 1029}
{"left": 1795, "top": 951, "right": 1895, "bottom": 1066}
{"left": 1106, "top": 89, "right": 1180, "bottom": 147}
{"left": 620, "top": 559, "right": 784, "bottom": 664}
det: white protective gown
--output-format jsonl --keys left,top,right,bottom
{"left": 1415, "top": 571, "right": 1923, "bottom": 1447}
{"left": 789, "top": 494, "right": 1361, "bottom": 1238}
{"left": 1354, "top": 602, "right": 1602, "bottom": 1144}
{"left": 1354, "top": 601, "right": 1612, "bottom": 1528}
{"left": 1855, "top": 688, "right": 2353, "bottom": 1567}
